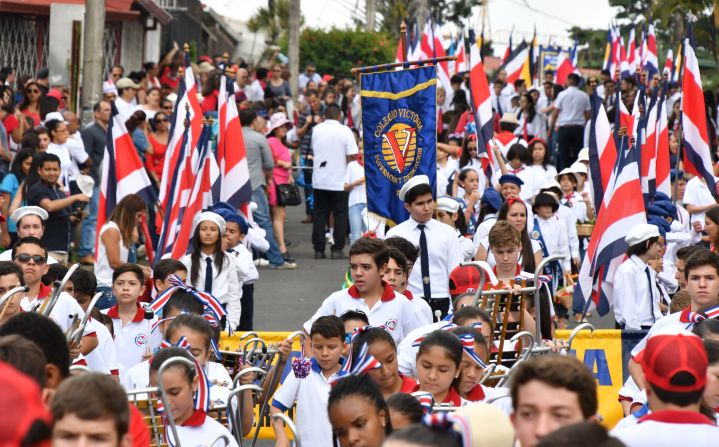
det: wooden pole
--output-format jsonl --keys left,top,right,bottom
{"left": 351, "top": 55, "right": 457, "bottom": 75}
{"left": 400, "top": 20, "right": 407, "bottom": 63}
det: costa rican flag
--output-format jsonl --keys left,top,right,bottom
{"left": 587, "top": 92, "right": 617, "bottom": 208}
{"left": 97, "top": 103, "right": 157, "bottom": 255}
{"left": 169, "top": 124, "right": 220, "bottom": 259}
{"left": 420, "top": 21, "right": 452, "bottom": 98}
{"left": 640, "top": 91, "right": 659, "bottom": 196}
{"left": 573, "top": 137, "right": 646, "bottom": 316}
{"left": 663, "top": 49, "right": 673, "bottom": 78}
{"left": 454, "top": 33, "right": 467, "bottom": 74}
{"left": 156, "top": 57, "right": 202, "bottom": 257}
{"left": 468, "top": 29, "right": 497, "bottom": 182}
{"left": 626, "top": 28, "right": 637, "bottom": 75}
{"left": 655, "top": 83, "right": 671, "bottom": 196}
{"left": 642, "top": 24, "right": 659, "bottom": 80}
{"left": 682, "top": 31, "right": 718, "bottom": 198}
{"left": 217, "top": 75, "right": 252, "bottom": 215}
{"left": 497, "top": 40, "right": 530, "bottom": 86}
{"left": 555, "top": 50, "right": 575, "bottom": 85}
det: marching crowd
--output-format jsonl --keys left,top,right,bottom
{"left": 2, "top": 45, "right": 719, "bottom": 447}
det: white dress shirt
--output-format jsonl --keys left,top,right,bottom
{"left": 683, "top": 176, "right": 716, "bottom": 229}
{"left": 114, "top": 97, "right": 136, "bottom": 122}
{"left": 181, "top": 252, "right": 242, "bottom": 329}
{"left": 228, "top": 243, "right": 258, "bottom": 284}
{"left": 532, "top": 215, "right": 571, "bottom": 272}
{"left": 385, "top": 217, "right": 462, "bottom": 299}
{"left": 553, "top": 85, "right": 591, "bottom": 126}
{"left": 490, "top": 164, "right": 539, "bottom": 201}
{"left": 556, "top": 205, "right": 580, "bottom": 259}
{"left": 613, "top": 255, "right": 663, "bottom": 330}
{"left": 311, "top": 119, "right": 359, "bottom": 191}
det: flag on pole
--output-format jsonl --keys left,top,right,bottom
{"left": 454, "top": 32, "right": 467, "bottom": 74}
{"left": 662, "top": 49, "right": 673, "bottom": 78}
{"left": 169, "top": 124, "right": 219, "bottom": 258}
{"left": 640, "top": 91, "right": 659, "bottom": 197}
{"left": 643, "top": 24, "right": 659, "bottom": 80}
{"left": 97, "top": 103, "right": 157, "bottom": 256}
{"left": 555, "top": 49, "right": 575, "bottom": 85}
{"left": 588, "top": 92, "right": 617, "bottom": 208}
{"left": 672, "top": 41, "right": 684, "bottom": 83}
{"left": 655, "top": 82, "right": 671, "bottom": 196}
{"left": 573, "top": 138, "right": 646, "bottom": 316}
{"left": 681, "top": 30, "right": 718, "bottom": 198}
{"left": 468, "top": 28, "right": 497, "bottom": 182}
{"left": 217, "top": 75, "right": 252, "bottom": 214}
{"left": 502, "top": 26, "right": 514, "bottom": 63}
{"left": 496, "top": 41, "right": 530, "bottom": 86}
{"left": 626, "top": 28, "right": 637, "bottom": 75}
{"left": 602, "top": 28, "right": 613, "bottom": 72}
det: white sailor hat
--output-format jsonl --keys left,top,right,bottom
{"left": 399, "top": 175, "right": 431, "bottom": 202}
{"left": 192, "top": 211, "right": 226, "bottom": 235}
{"left": 570, "top": 162, "right": 588, "bottom": 176}
{"left": 541, "top": 179, "right": 562, "bottom": 191}
{"left": 10, "top": 206, "right": 48, "bottom": 224}
{"left": 577, "top": 147, "right": 590, "bottom": 162}
{"left": 436, "top": 196, "right": 460, "bottom": 214}
{"left": 625, "top": 223, "right": 660, "bottom": 246}
{"left": 556, "top": 167, "right": 580, "bottom": 184}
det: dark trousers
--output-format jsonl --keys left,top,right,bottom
{"left": 312, "top": 189, "right": 349, "bottom": 253}
{"left": 238, "top": 283, "right": 254, "bottom": 331}
{"left": 303, "top": 168, "right": 313, "bottom": 216}
{"left": 557, "top": 125, "right": 585, "bottom": 170}
{"left": 425, "top": 297, "right": 450, "bottom": 321}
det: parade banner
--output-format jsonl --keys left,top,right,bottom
{"left": 538, "top": 45, "right": 563, "bottom": 81}
{"left": 360, "top": 66, "right": 437, "bottom": 225}
{"left": 556, "top": 329, "right": 646, "bottom": 428}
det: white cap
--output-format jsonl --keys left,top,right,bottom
{"left": 10, "top": 206, "right": 49, "bottom": 224}
{"left": 43, "top": 111, "right": 67, "bottom": 124}
{"left": 436, "top": 196, "right": 460, "bottom": 214}
{"left": 556, "top": 167, "right": 579, "bottom": 184}
{"left": 102, "top": 80, "right": 118, "bottom": 96}
{"left": 192, "top": 211, "right": 226, "bottom": 235}
{"left": 541, "top": 179, "right": 562, "bottom": 191}
{"left": 625, "top": 223, "right": 660, "bottom": 246}
{"left": 499, "top": 112, "right": 518, "bottom": 125}
{"left": 399, "top": 175, "right": 430, "bottom": 202}
{"left": 76, "top": 175, "right": 95, "bottom": 197}
{"left": 570, "top": 162, "right": 588, "bottom": 176}
{"left": 577, "top": 147, "right": 590, "bottom": 162}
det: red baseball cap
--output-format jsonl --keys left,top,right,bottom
{"left": 637, "top": 330, "right": 707, "bottom": 393}
{"left": 449, "top": 265, "right": 481, "bottom": 297}
{"left": 0, "top": 361, "right": 51, "bottom": 446}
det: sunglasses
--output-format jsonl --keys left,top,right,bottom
{"left": 14, "top": 254, "right": 47, "bottom": 265}
{"left": 26, "top": 89, "right": 40, "bottom": 94}
{"left": 156, "top": 118, "right": 168, "bottom": 123}
{"left": 163, "top": 106, "right": 173, "bottom": 110}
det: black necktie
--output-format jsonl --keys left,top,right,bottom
{"left": 204, "top": 257, "right": 213, "bottom": 292}
{"left": 645, "top": 267, "right": 655, "bottom": 323}
{"left": 418, "top": 224, "right": 431, "bottom": 300}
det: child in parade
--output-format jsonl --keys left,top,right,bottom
{"left": 451, "top": 133, "right": 486, "bottom": 198}
{"left": 385, "top": 393, "right": 423, "bottom": 430}
{"left": 153, "top": 258, "right": 188, "bottom": 294}
{"left": 181, "top": 211, "right": 242, "bottom": 331}
{"left": 149, "top": 347, "right": 239, "bottom": 447}
{"left": 531, "top": 192, "right": 572, "bottom": 290}
{"left": 525, "top": 137, "right": 557, "bottom": 187}
{"left": 456, "top": 169, "right": 480, "bottom": 235}
{"left": 341, "top": 309, "right": 370, "bottom": 335}
{"left": 413, "top": 330, "right": 465, "bottom": 406}
{"left": 434, "top": 196, "right": 475, "bottom": 261}
{"left": 304, "top": 237, "right": 422, "bottom": 344}
{"left": 556, "top": 167, "right": 589, "bottom": 223}
{"left": 492, "top": 144, "right": 540, "bottom": 201}
{"left": 383, "top": 248, "right": 433, "bottom": 324}
{"left": 473, "top": 188, "right": 503, "bottom": 244}
{"left": 328, "top": 374, "right": 393, "bottom": 447}
{"left": 271, "top": 315, "right": 347, "bottom": 447}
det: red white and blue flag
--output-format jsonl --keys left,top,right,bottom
{"left": 468, "top": 29, "right": 497, "bottom": 182}
{"left": 587, "top": 92, "right": 617, "bottom": 208}
{"left": 662, "top": 49, "right": 673, "bottom": 78}
{"left": 642, "top": 24, "right": 659, "bottom": 81}
{"left": 555, "top": 50, "right": 575, "bottom": 86}
{"left": 682, "top": 31, "right": 718, "bottom": 198}
{"left": 655, "top": 83, "right": 671, "bottom": 196}
{"left": 573, "top": 137, "right": 646, "bottom": 316}
{"left": 217, "top": 75, "right": 252, "bottom": 215}
{"left": 97, "top": 103, "right": 157, "bottom": 255}
{"left": 421, "top": 20, "right": 452, "bottom": 97}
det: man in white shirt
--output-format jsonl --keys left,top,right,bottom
{"left": 114, "top": 78, "right": 139, "bottom": 122}
{"left": 385, "top": 175, "right": 462, "bottom": 319}
{"left": 613, "top": 224, "right": 664, "bottom": 330}
{"left": 311, "top": 104, "right": 358, "bottom": 259}
{"left": 612, "top": 331, "right": 719, "bottom": 446}
{"left": 683, "top": 175, "right": 716, "bottom": 237}
{"left": 298, "top": 63, "right": 322, "bottom": 91}
{"left": 550, "top": 73, "right": 590, "bottom": 170}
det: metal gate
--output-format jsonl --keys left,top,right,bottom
{"left": 103, "top": 22, "right": 122, "bottom": 79}
{"left": 0, "top": 15, "right": 49, "bottom": 77}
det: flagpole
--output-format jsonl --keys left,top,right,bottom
{"left": 351, "top": 55, "right": 457, "bottom": 75}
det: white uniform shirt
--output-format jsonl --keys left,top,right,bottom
{"left": 46, "top": 143, "right": 76, "bottom": 191}
{"left": 613, "top": 255, "right": 663, "bottom": 330}
{"left": 612, "top": 410, "right": 719, "bottom": 447}
{"left": 437, "top": 157, "right": 458, "bottom": 196}
{"left": 491, "top": 164, "right": 540, "bottom": 201}
{"left": 20, "top": 286, "right": 93, "bottom": 335}
{"left": 403, "top": 290, "right": 433, "bottom": 326}
{"left": 85, "top": 320, "right": 120, "bottom": 376}
{"left": 556, "top": 205, "right": 580, "bottom": 259}
{"left": 345, "top": 160, "right": 366, "bottom": 207}
{"left": 386, "top": 217, "right": 462, "bottom": 299}
{"left": 310, "top": 119, "right": 358, "bottom": 191}
{"left": 683, "top": 176, "right": 716, "bottom": 230}
{"left": 228, "top": 243, "right": 258, "bottom": 284}
{"left": 455, "top": 158, "right": 487, "bottom": 198}
{"left": 303, "top": 283, "right": 422, "bottom": 345}
{"left": 630, "top": 310, "right": 692, "bottom": 359}
{"left": 272, "top": 359, "right": 345, "bottom": 447}
{"left": 473, "top": 214, "right": 497, "bottom": 249}
{"left": 181, "top": 252, "right": 242, "bottom": 329}
{"left": 515, "top": 111, "right": 547, "bottom": 140}
{"left": 457, "top": 231, "right": 476, "bottom": 261}
{"left": 398, "top": 321, "right": 443, "bottom": 377}
{"left": 561, "top": 192, "right": 588, "bottom": 223}
{"left": 553, "top": 85, "right": 591, "bottom": 127}
{"left": 103, "top": 303, "right": 159, "bottom": 376}
{"left": 167, "top": 410, "right": 239, "bottom": 447}
{"left": 528, "top": 164, "right": 558, "bottom": 188}
{"left": 532, "top": 215, "right": 571, "bottom": 272}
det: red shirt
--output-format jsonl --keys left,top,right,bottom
{"left": 399, "top": 374, "right": 418, "bottom": 393}
{"left": 159, "top": 67, "right": 180, "bottom": 91}
{"left": 145, "top": 134, "right": 167, "bottom": 180}
{"left": 128, "top": 403, "right": 151, "bottom": 447}
{"left": 201, "top": 90, "right": 219, "bottom": 114}
{"left": 466, "top": 384, "right": 486, "bottom": 401}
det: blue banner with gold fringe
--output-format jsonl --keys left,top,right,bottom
{"left": 360, "top": 66, "right": 437, "bottom": 225}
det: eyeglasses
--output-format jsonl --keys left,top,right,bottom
{"left": 163, "top": 106, "right": 173, "bottom": 110}
{"left": 14, "top": 254, "right": 47, "bottom": 265}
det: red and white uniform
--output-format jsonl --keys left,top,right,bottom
{"left": 466, "top": 384, "right": 513, "bottom": 414}
{"left": 397, "top": 321, "right": 444, "bottom": 377}
{"left": 103, "top": 303, "right": 160, "bottom": 376}
{"left": 85, "top": 320, "right": 120, "bottom": 376}
{"left": 166, "top": 410, "right": 239, "bottom": 447}
{"left": 20, "top": 284, "right": 95, "bottom": 337}
{"left": 402, "top": 289, "right": 433, "bottom": 325}
{"left": 303, "top": 282, "right": 422, "bottom": 344}
{"left": 612, "top": 410, "right": 719, "bottom": 446}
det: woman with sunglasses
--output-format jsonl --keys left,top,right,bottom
{"left": 264, "top": 64, "right": 291, "bottom": 105}
{"left": 19, "top": 81, "right": 42, "bottom": 126}
{"left": 145, "top": 112, "right": 169, "bottom": 186}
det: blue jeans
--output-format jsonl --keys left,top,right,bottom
{"left": 348, "top": 203, "right": 367, "bottom": 244}
{"left": 78, "top": 185, "right": 100, "bottom": 257}
{"left": 252, "top": 187, "right": 285, "bottom": 267}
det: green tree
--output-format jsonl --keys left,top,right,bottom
{"left": 247, "top": 0, "right": 305, "bottom": 44}
{"left": 374, "top": 0, "right": 481, "bottom": 37}
{"left": 568, "top": 27, "right": 609, "bottom": 69}
{"left": 281, "top": 28, "right": 396, "bottom": 76}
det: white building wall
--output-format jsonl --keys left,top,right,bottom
{"left": 121, "top": 20, "right": 145, "bottom": 72}
{"left": 48, "top": 3, "right": 85, "bottom": 86}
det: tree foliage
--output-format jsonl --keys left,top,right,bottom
{"left": 374, "top": 0, "right": 481, "bottom": 37}
{"left": 281, "top": 28, "right": 396, "bottom": 77}
{"left": 247, "top": 0, "right": 305, "bottom": 44}
{"left": 568, "top": 27, "right": 608, "bottom": 69}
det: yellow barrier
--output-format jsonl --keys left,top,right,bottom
{"left": 556, "top": 329, "right": 624, "bottom": 428}
{"left": 219, "top": 331, "right": 298, "bottom": 440}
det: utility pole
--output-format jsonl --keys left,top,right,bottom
{"left": 81, "top": 0, "right": 105, "bottom": 125}
{"left": 288, "top": 0, "right": 300, "bottom": 99}
{"left": 366, "top": 0, "right": 376, "bottom": 32}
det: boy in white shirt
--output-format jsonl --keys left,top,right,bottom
{"left": 344, "top": 151, "right": 367, "bottom": 244}
{"left": 271, "top": 315, "right": 347, "bottom": 447}
{"left": 612, "top": 224, "right": 664, "bottom": 331}
{"left": 383, "top": 247, "right": 432, "bottom": 325}
{"left": 683, "top": 175, "right": 717, "bottom": 238}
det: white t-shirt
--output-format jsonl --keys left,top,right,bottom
{"left": 311, "top": 120, "right": 358, "bottom": 191}
{"left": 398, "top": 321, "right": 444, "bottom": 377}
{"left": 46, "top": 142, "right": 75, "bottom": 191}
{"left": 344, "top": 160, "right": 366, "bottom": 207}
{"left": 95, "top": 222, "right": 128, "bottom": 287}
{"left": 20, "top": 286, "right": 94, "bottom": 336}
{"left": 683, "top": 176, "right": 716, "bottom": 229}
{"left": 303, "top": 283, "right": 423, "bottom": 345}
